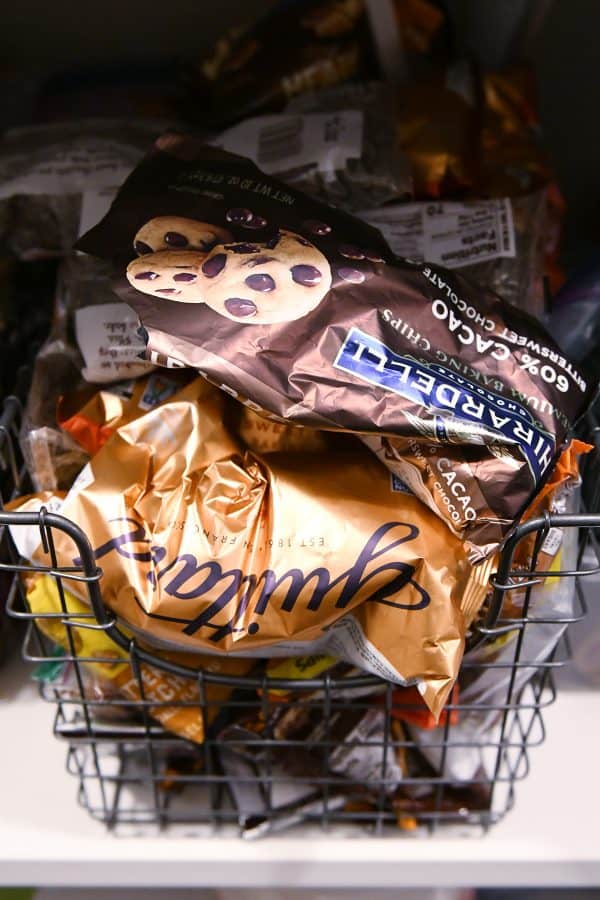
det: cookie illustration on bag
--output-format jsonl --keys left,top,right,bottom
{"left": 128, "top": 226, "right": 333, "bottom": 324}
{"left": 133, "top": 216, "right": 232, "bottom": 255}
{"left": 127, "top": 250, "right": 207, "bottom": 301}
{"left": 200, "top": 229, "right": 332, "bottom": 323}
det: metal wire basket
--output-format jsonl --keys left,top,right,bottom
{"left": 1, "top": 391, "right": 599, "bottom": 838}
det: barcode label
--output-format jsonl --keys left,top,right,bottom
{"left": 217, "top": 111, "right": 363, "bottom": 177}
{"left": 541, "top": 526, "right": 563, "bottom": 557}
{"left": 499, "top": 202, "right": 512, "bottom": 254}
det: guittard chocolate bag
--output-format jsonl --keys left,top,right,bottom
{"left": 77, "top": 140, "right": 596, "bottom": 558}
{"left": 11, "top": 377, "right": 491, "bottom": 718}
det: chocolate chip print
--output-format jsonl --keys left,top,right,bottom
{"left": 291, "top": 264, "right": 322, "bottom": 287}
{"left": 224, "top": 243, "right": 262, "bottom": 254}
{"left": 135, "top": 271, "right": 159, "bottom": 280}
{"left": 133, "top": 217, "right": 233, "bottom": 254}
{"left": 173, "top": 272, "right": 197, "bottom": 282}
{"left": 264, "top": 232, "right": 282, "bottom": 250}
{"left": 164, "top": 231, "right": 189, "bottom": 247}
{"left": 338, "top": 267, "right": 365, "bottom": 284}
{"left": 127, "top": 251, "right": 206, "bottom": 304}
{"left": 226, "top": 208, "right": 254, "bottom": 224}
{"left": 134, "top": 240, "right": 153, "bottom": 256}
{"left": 339, "top": 244, "right": 365, "bottom": 260}
{"left": 248, "top": 255, "right": 276, "bottom": 266}
{"left": 200, "top": 229, "right": 332, "bottom": 324}
{"left": 202, "top": 253, "right": 227, "bottom": 278}
{"left": 243, "top": 216, "right": 268, "bottom": 230}
{"left": 304, "top": 220, "right": 331, "bottom": 236}
{"left": 225, "top": 298, "right": 258, "bottom": 318}
{"left": 245, "top": 273, "right": 276, "bottom": 292}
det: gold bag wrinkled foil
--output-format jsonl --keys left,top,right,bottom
{"left": 17, "top": 377, "right": 490, "bottom": 718}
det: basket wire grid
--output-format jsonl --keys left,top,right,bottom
{"left": 1, "top": 391, "right": 599, "bottom": 837}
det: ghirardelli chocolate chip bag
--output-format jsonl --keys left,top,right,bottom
{"left": 77, "top": 138, "right": 596, "bottom": 558}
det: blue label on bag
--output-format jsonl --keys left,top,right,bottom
{"left": 390, "top": 473, "right": 412, "bottom": 494}
{"left": 333, "top": 327, "right": 555, "bottom": 481}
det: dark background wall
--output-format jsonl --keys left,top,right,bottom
{"left": 1, "top": 0, "right": 598, "bottom": 267}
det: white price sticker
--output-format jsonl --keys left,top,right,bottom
{"left": 361, "top": 199, "right": 516, "bottom": 268}
{"left": 217, "top": 110, "right": 363, "bottom": 178}
{"left": 74, "top": 302, "right": 153, "bottom": 383}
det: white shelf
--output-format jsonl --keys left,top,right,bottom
{"left": 1, "top": 650, "right": 600, "bottom": 890}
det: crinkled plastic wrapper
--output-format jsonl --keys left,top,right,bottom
{"left": 11, "top": 377, "right": 491, "bottom": 718}
{"left": 395, "top": 62, "right": 566, "bottom": 303}
{"left": 360, "top": 191, "right": 548, "bottom": 319}
{"left": 21, "top": 334, "right": 90, "bottom": 492}
{"left": 76, "top": 140, "right": 595, "bottom": 557}
{"left": 395, "top": 60, "right": 479, "bottom": 199}
{"left": 479, "top": 67, "right": 555, "bottom": 198}
{"left": 407, "top": 440, "right": 589, "bottom": 783}
{"left": 281, "top": 82, "right": 412, "bottom": 210}
{"left": 396, "top": 63, "right": 556, "bottom": 202}
{"left": 0, "top": 119, "right": 166, "bottom": 259}
{"left": 20, "top": 254, "right": 154, "bottom": 491}
{"left": 24, "top": 574, "right": 252, "bottom": 744}
{"left": 57, "top": 369, "right": 193, "bottom": 456}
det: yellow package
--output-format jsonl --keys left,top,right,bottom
{"left": 26, "top": 575, "right": 252, "bottom": 743}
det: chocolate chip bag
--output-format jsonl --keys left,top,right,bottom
{"left": 76, "top": 139, "right": 596, "bottom": 557}
{"left": 10, "top": 377, "right": 491, "bottom": 719}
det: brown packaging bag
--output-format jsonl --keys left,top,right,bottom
{"left": 76, "top": 140, "right": 595, "bottom": 558}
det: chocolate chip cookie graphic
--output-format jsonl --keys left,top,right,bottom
{"left": 199, "top": 229, "right": 332, "bottom": 324}
{"left": 133, "top": 217, "right": 232, "bottom": 255}
{"left": 126, "top": 251, "right": 206, "bottom": 301}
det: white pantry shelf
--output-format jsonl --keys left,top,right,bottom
{"left": 1, "top": 651, "right": 599, "bottom": 890}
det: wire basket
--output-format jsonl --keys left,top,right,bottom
{"left": 1, "top": 391, "right": 600, "bottom": 838}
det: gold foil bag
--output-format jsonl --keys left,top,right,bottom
{"left": 235, "top": 404, "right": 331, "bottom": 455}
{"left": 15, "top": 377, "right": 490, "bottom": 718}
{"left": 57, "top": 370, "right": 193, "bottom": 456}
